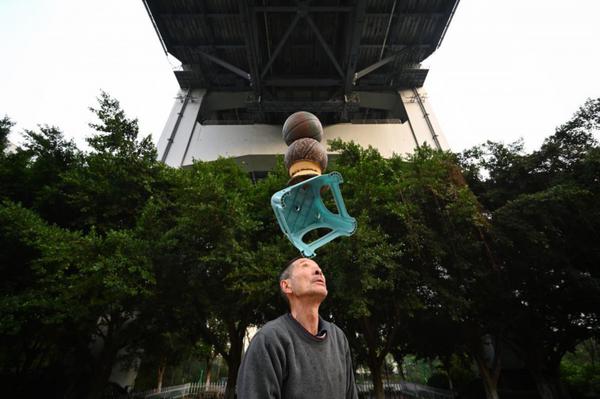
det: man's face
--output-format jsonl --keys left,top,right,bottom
{"left": 282, "top": 258, "right": 328, "bottom": 300}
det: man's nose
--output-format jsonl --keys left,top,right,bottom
{"left": 314, "top": 268, "right": 323, "bottom": 275}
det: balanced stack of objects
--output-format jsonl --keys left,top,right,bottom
{"left": 272, "top": 111, "right": 357, "bottom": 257}
{"left": 282, "top": 111, "right": 328, "bottom": 186}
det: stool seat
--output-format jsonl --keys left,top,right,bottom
{"left": 271, "top": 172, "right": 357, "bottom": 257}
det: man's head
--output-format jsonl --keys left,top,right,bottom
{"left": 279, "top": 257, "right": 328, "bottom": 306}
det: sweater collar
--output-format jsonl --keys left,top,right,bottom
{"left": 287, "top": 313, "right": 328, "bottom": 341}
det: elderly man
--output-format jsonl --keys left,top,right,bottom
{"left": 236, "top": 257, "right": 358, "bottom": 399}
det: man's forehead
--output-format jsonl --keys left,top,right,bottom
{"left": 292, "top": 257, "right": 319, "bottom": 270}
{"left": 294, "top": 258, "right": 318, "bottom": 266}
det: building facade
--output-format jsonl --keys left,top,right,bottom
{"left": 143, "top": 0, "right": 459, "bottom": 169}
{"left": 157, "top": 87, "right": 448, "bottom": 171}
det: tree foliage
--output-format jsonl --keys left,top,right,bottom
{"left": 1, "top": 94, "right": 598, "bottom": 399}
{"left": 459, "top": 98, "right": 600, "bottom": 399}
{"left": 319, "top": 141, "right": 493, "bottom": 399}
{"left": 0, "top": 115, "right": 14, "bottom": 152}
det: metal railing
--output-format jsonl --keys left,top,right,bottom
{"left": 133, "top": 380, "right": 452, "bottom": 399}
{"left": 133, "top": 382, "right": 226, "bottom": 399}
{"left": 357, "top": 381, "right": 454, "bottom": 399}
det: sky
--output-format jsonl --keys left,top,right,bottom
{"left": 1, "top": 0, "right": 599, "bottom": 153}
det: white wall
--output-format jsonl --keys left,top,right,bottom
{"left": 158, "top": 88, "right": 451, "bottom": 170}
{"left": 182, "top": 124, "right": 285, "bottom": 165}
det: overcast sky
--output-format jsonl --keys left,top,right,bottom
{"left": 1, "top": 0, "right": 599, "bottom": 153}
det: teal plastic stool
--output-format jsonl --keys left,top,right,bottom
{"left": 271, "top": 172, "right": 357, "bottom": 257}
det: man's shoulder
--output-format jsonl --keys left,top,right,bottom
{"left": 261, "top": 314, "right": 288, "bottom": 330}
{"left": 322, "top": 319, "right": 351, "bottom": 346}
{"left": 253, "top": 314, "right": 292, "bottom": 341}
{"left": 322, "top": 319, "right": 345, "bottom": 335}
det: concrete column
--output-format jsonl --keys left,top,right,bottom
{"left": 157, "top": 88, "right": 206, "bottom": 166}
{"left": 398, "top": 88, "right": 450, "bottom": 151}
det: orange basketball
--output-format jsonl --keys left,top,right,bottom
{"left": 282, "top": 111, "right": 323, "bottom": 146}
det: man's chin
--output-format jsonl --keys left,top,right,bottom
{"left": 296, "top": 288, "right": 328, "bottom": 301}
{"left": 305, "top": 288, "right": 328, "bottom": 300}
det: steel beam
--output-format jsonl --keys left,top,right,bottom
{"left": 305, "top": 15, "right": 344, "bottom": 79}
{"left": 354, "top": 44, "right": 432, "bottom": 81}
{"left": 412, "top": 88, "right": 442, "bottom": 149}
{"left": 142, "top": 0, "right": 168, "bottom": 56}
{"left": 436, "top": 0, "right": 461, "bottom": 48}
{"left": 239, "top": 1, "right": 262, "bottom": 96}
{"left": 175, "top": 71, "right": 250, "bottom": 90}
{"left": 359, "top": 12, "right": 445, "bottom": 18}
{"left": 354, "top": 47, "right": 407, "bottom": 81}
{"left": 379, "top": 0, "right": 397, "bottom": 60}
{"left": 344, "top": 0, "right": 367, "bottom": 94}
{"left": 157, "top": 11, "right": 442, "bottom": 18}
{"left": 359, "top": 44, "right": 430, "bottom": 49}
{"left": 247, "top": 98, "right": 360, "bottom": 113}
{"left": 201, "top": 91, "right": 252, "bottom": 112}
{"left": 260, "top": 13, "right": 302, "bottom": 79}
{"left": 254, "top": 6, "right": 353, "bottom": 13}
{"left": 264, "top": 77, "right": 342, "bottom": 87}
{"left": 160, "top": 89, "right": 191, "bottom": 163}
{"left": 195, "top": 1, "right": 221, "bottom": 84}
{"left": 173, "top": 44, "right": 247, "bottom": 50}
{"left": 175, "top": 43, "right": 429, "bottom": 50}
{"left": 198, "top": 51, "right": 251, "bottom": 81}
{"left": 160, "top": 13, "right": 242, "bottom": 18}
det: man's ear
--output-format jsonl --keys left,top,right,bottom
{"left": 280, "top": 279, "right": 292, "bottom": 294}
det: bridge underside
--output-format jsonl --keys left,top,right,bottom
{"left": 144, "top": 0, "right": 459, "bottom": 126}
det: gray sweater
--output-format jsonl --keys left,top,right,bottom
{"left": 236, "top": 314, "right": 358, "bottom": 399}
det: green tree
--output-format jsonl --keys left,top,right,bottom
{"left": 319, "top": 142, "right": 492, "bottom": 399}
{"left": 137, "top": 159, "right": 290, "bottom": 399}
{"left": 0, "top": 115, "right": 14, "bottom": 152}
{"left": 1, "top": 93, "right": 165, "bottom": 399}
{"left": 493, "top": 183, "right": 599, "bottom": 399}
{"left": 62, "top": 91, "right": 162, "bottom": 233}
{"left": 0, "top": 117, "right": 32, "bottom": 205}
{"left": 0, "top": 201, "right": 90, "bottom": 397}
{"left": 21, "top": 125, "right": 82, "bottom": 225}
{"left": 0, "top": 121, "right": 83, "bottom": 229}
{"left": 0, "top": 200, "right": 156, "bottom": 399}
{"left": 561, "top": 338, "right": 600, "bottom": 398}
{"left": 460, "top": 98, "right": 600, "bottom": 399}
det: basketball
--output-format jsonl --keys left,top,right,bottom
{"left": 284, "top": 137, "right": 328, "bottom": 171}
{"left": 282, "top": 111, "right": 323, "bottom": 146}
